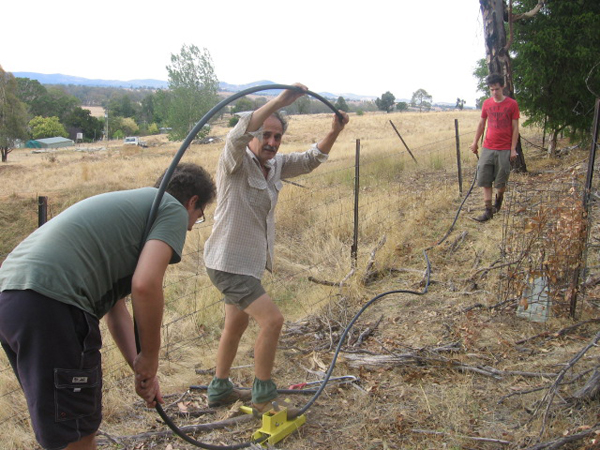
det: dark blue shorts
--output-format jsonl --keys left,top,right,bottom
{"left": 0, "top": 290, "right": 102, "bottom": 450}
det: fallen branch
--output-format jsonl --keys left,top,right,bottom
{"left": 533, "top": 331, "right": 600, "bottom": 438}
{"left": 411, "top": 428, "right": 511, "bottom": 446}
{"left": 341, "top": 352, "right": 557, "bottom": 380}
{"left": 522, "top": 422, "right": 600, "bottom": 450}
{"left": 515, "top": 318, "right": 600, "bottom": 344}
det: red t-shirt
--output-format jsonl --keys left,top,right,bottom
{"left": 482, "top": 96, "right": 520, "bottom": 150}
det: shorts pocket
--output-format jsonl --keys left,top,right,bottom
{"left": 54, "top": 366, "right": 101, "bottom": 422}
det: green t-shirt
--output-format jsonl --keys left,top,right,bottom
{"left": 0, "top": 187, "right": 188, "bottom": 318}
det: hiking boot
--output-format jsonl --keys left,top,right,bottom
{"left": 472, "top": 207, "right": 494, "bottom": 222}
{"left": 252, "top": 397, "right": 301, "bottom": 420}
{"left": 493, "top": 194, "right": 503, "bottom": 213}
{"left": 208, "top": 388, "right": 252, "bottom": 408}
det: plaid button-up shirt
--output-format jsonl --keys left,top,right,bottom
{"left": 204, "top": 113, "right": 328, "bottom": 279}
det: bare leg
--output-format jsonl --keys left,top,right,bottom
{"left": 482, "top": 186, "right": 493, "bottom": 202}
{"left": 65, "top": 433, "right": 97, "bottom": 450}
{"left": 244, "top": 294, "right": 284, "bottom": 380}
{"left": 215, "top": 304, "right": 249, "bottom": 379}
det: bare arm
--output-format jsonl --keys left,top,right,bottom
{"left": 105, "top": 298, "right": 137, "bottom": 369}
{"left": 247, "top": 83, "right": 308, "bottom": 132}
{"left": 130, "top": 239, "right": 173, "bottom": 407}
{"left": 470, "top": 117, "right": 487, "bottom": 155}
{"left": 316, "top": 111, "right": 350, "bottom": 154}
{"left": 510, "top": 118, "right": 520, "bottom": 161}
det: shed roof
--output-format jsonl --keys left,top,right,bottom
{"left": 26, "top": 137, "right": 75, "bottom": 148}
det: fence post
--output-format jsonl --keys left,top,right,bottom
{"left": 38, "top": 196, "right": 48, "bottom": 227}
{"left": 454, "top": 119, "right": 463, "bottom": 195}
{"left": 351, "top": 139, "right": 360, "bottom": 268}
{"left": 576, "top": 98, "right": 600, "bottom": 317}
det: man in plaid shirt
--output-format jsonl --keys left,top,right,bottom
{"left": 204, "top": 83, "right": 349, "bottom": 417}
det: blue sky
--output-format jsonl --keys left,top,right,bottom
{"left": 2, "top": 1, "right": 486, "bottom": 106}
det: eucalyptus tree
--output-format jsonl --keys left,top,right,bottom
{"left": 0, "top": 67, "right": 29, "bottom": 162}
{"left": 410, "top": 89, "right": 432, "bottom": 113}
{"left": 166, "top": 44, "right": 219, "bottom": 141}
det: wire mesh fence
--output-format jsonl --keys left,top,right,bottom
{"left": 501, "top": 180, "right": 588, "bottom": 321}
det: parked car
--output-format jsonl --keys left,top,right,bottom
{"left": 123, "top": 136, "right": 140, "bottom": 146}
{"left": 123, "top": 137, "right": 147, "bottom": 147}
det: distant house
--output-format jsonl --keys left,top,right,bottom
{"left": 26, "top": 137, "right": 75, "bottom": 149}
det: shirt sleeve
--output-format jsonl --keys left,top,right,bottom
{"left": 221, "top": 113, "right": 255, "bottom": 174}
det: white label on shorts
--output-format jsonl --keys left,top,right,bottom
{"left": 72, "top": 377, "right": 88, "bottom": 383}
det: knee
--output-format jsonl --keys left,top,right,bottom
{"left": 262, "top": 311, "right": 284, "bottom": 334}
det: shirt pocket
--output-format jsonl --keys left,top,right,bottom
{"left": 247, "top": 175, "right": 271, "bottom": 211}
{"left": 54, "top": 366, "right": 101, "bottom": 421}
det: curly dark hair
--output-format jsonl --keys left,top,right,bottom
{"left": 154, "top": 163, "right": 216, "bottom": 210}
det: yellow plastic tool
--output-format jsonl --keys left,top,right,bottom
{"left": 240, "top": 404, "right": 306, "bottom": 446}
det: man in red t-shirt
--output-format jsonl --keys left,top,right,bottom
{"left": 470, "top": 73, "right": 520, "bottom": 222}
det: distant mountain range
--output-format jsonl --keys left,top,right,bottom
{"left": 13, "top": 72, "right": 376, "bottom": 102}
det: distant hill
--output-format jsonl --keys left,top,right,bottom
{"left": 12, "top": 72, "right": 376, "bottom": 101}
{"left": 13, "top": 72, "right": 168, "bottom": 89}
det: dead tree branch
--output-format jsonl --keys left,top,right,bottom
{"left": 532, "top": 330, "right": 600, "bottom": 438}
{"left": 522, "top": 422, "right": 600, "bottom": 450}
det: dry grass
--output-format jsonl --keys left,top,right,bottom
{"left": 1, "top": 110, "right": 599, "bottom": 450}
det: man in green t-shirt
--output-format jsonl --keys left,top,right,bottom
{"left": 0, "top": 163, "right": 215, "bottom": 450}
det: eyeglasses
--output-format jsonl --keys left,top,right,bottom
{"left": 195, "top": 207, "right": 205, "bottom": 225}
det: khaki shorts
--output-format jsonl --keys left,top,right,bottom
{"left": 206, "top": 268, "right": 266, "bottom": 310}
{"left": 476, "top": 147, "right": 511, "bottom": 189}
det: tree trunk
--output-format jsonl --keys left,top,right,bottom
{"left": 479, "top": 0, "right": 528, "bottom": 172}
{"left": 573, "top": 368, "right": 600, "bottom": 401}
{"left": 548, "top": 129, "right": 559, "bottom": 157}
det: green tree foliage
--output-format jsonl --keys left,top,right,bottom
{"left": 335, "top": 96, "right": 349, "bottom": 112}
{"left": 455, "top": 98, "right": 466, "bottom": 110}
{"left": 511, "top": 0, "right": 600, "bottom": 154}
{"left": 472, "top": 58, "right": 488, "bottom": 109}
{"left": 29, "top": 116, "right": 68, "bottom": 139}
{"left": 295, "top": 96, "right": 311, "bottom": 115}
{"left": 34, "top": 87, "right": 80, "bottom": 122}
{"left": 120, "top": 117, "right": 139, "bottom": 137}
{"left": 107, "top": 94, "right": 138, "bottom": 119}
{"left": 65, "top": 107, "right": 103, "bottom": 141}
{"left": 375, "top": 91, "right": 396, "bottom": 113}
{"left": 228, "top": 116, "right": 240, "bottom": 127}
{"left": 396, "top": 101, "right": 409, "bottom": 112}
{"left": 147, "top": 89, "right": 171, "bottom": 127}
{"left": 16, "top": 77, "right": 47, "bottom": 108}
{"left": 0, "top": 67, "right": 29, "bottom": 162}
{"left": 410, "top": 89, "right": 432, "bottom": 113}
{"left": 166, "top": 44, "right": 219, "bottom": 141}
{"left": 231, "top": 97, "right": 254, "bottom": 114}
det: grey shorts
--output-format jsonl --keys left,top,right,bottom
{"left": 0, "top": 290, "right": 102, "bottom": 450}
{"left": 206, "top": 268, "right": 266, "bottom": 310}
{"left": 476, "top": 147, "right": 511, "bottom": 189}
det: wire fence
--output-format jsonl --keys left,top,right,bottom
{"left": 2, "top": 117, "right": 596, "bottom": 444}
